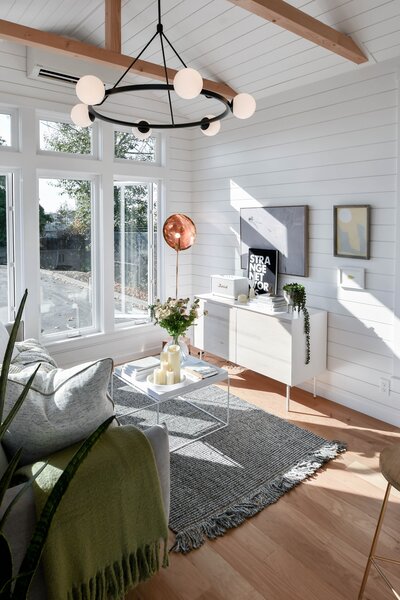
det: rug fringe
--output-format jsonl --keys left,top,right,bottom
{"left": 170, "top": 440, "right": 346, "bottom": 554}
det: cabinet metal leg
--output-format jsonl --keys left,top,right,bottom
{"left": 286, "top": 385, "right": 290, "bottom": 411}
{"left": 313, "top": 376, "right": 317, "bottom": 398}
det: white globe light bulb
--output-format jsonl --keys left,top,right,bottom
{"left": 173, "top": 67, "right": 203, "bottom": 100}
{"left": 232, "top": 93, "right": 256, "bottom": 119}
{"left": 132, "top": 121, "right": 152, "bottom": 140}
{"left": 201, "top": 115, "right": 221, "bottom": 137}
{"left": 70, "top": 103, "right": 93, "bottom": 128}
{"left": 76, "top": 75, "right": 105, "bottom": 105}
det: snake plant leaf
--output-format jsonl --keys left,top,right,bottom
{"left": 0, "top": 461, "right": 48, "bottom": 531}
{"left": 0, "top": 532, "right": 13, "bottom": 598}
{"left": 0, "top": 365, "right": 40, "bottom": 443}
{"left": 12, "top": 416, "right": 115, "bottom": 599}
{"left": 0, "top": 449, "right": 22, "bottom": 511}
{"left": 0, "top": 289, "right": 27, "bottom": 424}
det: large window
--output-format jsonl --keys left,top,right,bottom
{"left": 39, "top": 119, "right": 93, "bottom": 155}
{"left": 114, "top": 181, "right": 158, "bottom": 326}
{"left": 114, "top": 129, "right": 157, "bottom": 162}
{"left": 0, "top": 114, "right": 12, "bottom": 147}
{"left": 0, "top": 173, "right": 15, "bottom": 321}
{"left": 39, "top": 177, "right": 95, "bottom": 337}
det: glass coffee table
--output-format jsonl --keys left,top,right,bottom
{"left": 112, "top": 356, "right": 230, "bottom": 452}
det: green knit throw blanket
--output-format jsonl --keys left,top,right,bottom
{"left": 24, "top": 425, "right": 168, "bottom": 600}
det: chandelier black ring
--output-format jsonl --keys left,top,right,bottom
{"left": 89, "top": 84, "right": 232, "bottom": 130}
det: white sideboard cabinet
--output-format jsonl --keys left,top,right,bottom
{"left": 194, "top": 294, "right": 327, "bottom": 410}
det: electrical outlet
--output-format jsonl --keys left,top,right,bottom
{"left": 380, "top": 378, "right": 390, "bottom": 396}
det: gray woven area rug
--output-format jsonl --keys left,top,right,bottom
{"left": 113, "top": 378, "right": 346, "bottom": 554}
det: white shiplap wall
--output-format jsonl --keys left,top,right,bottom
{"left": 191, "top": 61, "right": 400, "bottom": 426}
{"left": 0, "top": 42, "right": 193, "bottom": 366}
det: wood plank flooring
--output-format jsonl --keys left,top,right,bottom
{"left": 127, "top": 359, "right": 400, "bottom": 600}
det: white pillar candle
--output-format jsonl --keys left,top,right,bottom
{"left": 161, "top": 360, "right": 169, "bottom": 372}
{"left": 168, "top": 345, "right": 181, "bottom": 383}
{"left": 153, "top": 367, "right": 166, "bottom": 385}
{"left": 166, "top": 370, "right": 175, "bottom": 385}
{"left": 160, "top": 351, "right": 168, "bottom": 363}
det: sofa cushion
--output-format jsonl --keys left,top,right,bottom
{"left": 0, "top": 321, "right": 19, "bottom": 363}
{"left": 2, "top": 358, "right": 114, "bottom": 466}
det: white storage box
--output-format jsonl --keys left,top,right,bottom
{"left": 211, "top": 275, "right": 249, "bottom": 299}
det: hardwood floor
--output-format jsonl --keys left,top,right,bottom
{"left": 127, "top": 359, "right": 400, "bottom": 600}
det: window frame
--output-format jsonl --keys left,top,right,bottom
{"left": 36, "top": 111, "right": 99, "bottom": 159}
{"left": 0, "top": 107, "right": 19, "bottom": 152}
{"left": 0, "top": 170, "right": 17, "bottom": 321}
{"left": 113, "top": 125, "right": 160, "bottom": 166}
{"left": 38, "top": 171, "right": 99, "bottom": 342}
{"left": 113, "top": 177, "right": 160, "bottom": 330}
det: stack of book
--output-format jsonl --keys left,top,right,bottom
{"left": 184, "top": 364, "right": 219, "bottom": 380}
{"left": 116, "top": 356, "right": 160, "bottom": 382}
{"left": 252, "top": 295, "right": 287, "bottom": 313}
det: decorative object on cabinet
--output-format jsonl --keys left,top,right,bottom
{"left": 240, "top": 205, "right": 309, "bottom": 276}
{"left": 163, "top": 214, "right": 196, "bottom": 298}
{"left": 248, "top": 248, "right": 278, "bottom": 295}
{"left": 333, "top": 205, "right": 370, "bottom": 259}
{"left": 211, "top": 275, "right": 249, "bottom": 300}
{"left": 282, "top": 283, "right": 310, "bottom": 365}
{"left": 194, "top": 294, "right": 327, "bottom": 411}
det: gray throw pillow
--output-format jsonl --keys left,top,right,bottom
{"left": 2, "top": 358, "right": 114, "bottom": 466}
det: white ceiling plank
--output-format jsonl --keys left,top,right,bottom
{"left": 1, "top": 0, "right": 400, "bottom": 105}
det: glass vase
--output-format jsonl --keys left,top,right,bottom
{"left": 163, "top": 335, "right": 190, "bottom": 364}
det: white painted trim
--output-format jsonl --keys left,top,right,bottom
{"left": 393, "top": 68, "right": 400, "bottom": 379}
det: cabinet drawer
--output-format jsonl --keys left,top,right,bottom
{"left": 236, "top": 310, "right": 292, "bottom": 383}
{"left": 195, "top": 301, "right": 231, "bottom": 360}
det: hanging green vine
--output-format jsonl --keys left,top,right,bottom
{"left": 282, "top": 283, "right": 311, "bottom": 365}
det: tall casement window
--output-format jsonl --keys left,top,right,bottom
{"left": 114, "top": 181, "right": 158, "bottom": 326}
{"left": 0, "top": 173, "right": 15, "bottom": 321}
{"left": 38, "top": 176, "right": 96, "bottom": 338}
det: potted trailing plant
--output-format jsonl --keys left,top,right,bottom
{"left": 282, "top": 283, "right": 311, "bottom": 365}
{"left": 0, "top": 290, "right": 113, "bottom": 599}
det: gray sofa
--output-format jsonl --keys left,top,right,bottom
{"left": 1, "top": 323, "right": 170, "bottom": 599}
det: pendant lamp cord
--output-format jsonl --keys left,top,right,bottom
{"left": 159, "top": 30, "right": 175, "bottom": 126}
{"left": 103, "top": 0, "right": 188, "bottom": 127}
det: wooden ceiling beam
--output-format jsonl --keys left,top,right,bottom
{"left": 0, "top": 19, "right": 237, "bottom": 99}
{"left": 226, "top": 0, "right": 368, "bottom": 64}
{"left": 105, "top": 0, "right": 121, "bottom": 53}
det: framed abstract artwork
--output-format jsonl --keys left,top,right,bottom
{"left": 333, "top": 205, "right": 370, "bottom": 259}
{"left": 240, "top": 205, "right": 308, "bottom": 276}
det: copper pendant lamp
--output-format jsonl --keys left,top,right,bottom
{"left": 163, "top": 214, "right": 196, "bottom": 298}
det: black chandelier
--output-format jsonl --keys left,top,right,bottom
{"left": 71, "top": 0, "right": 256, "bottom": 139}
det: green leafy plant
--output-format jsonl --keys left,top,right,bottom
{"left": 0, "top": 290, "right": 114, "bottom": 599}
{"left": 282, "top": 283, "right": 311, "bottom": 365}
{"left": 150, "top": 297, "right": 205, "bottom": 343}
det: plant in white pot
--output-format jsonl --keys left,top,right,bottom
{"left": 282, "top": 283, "right": 311, "bottom": 365}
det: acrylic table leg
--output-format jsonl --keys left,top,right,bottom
{"left": 313, "top": 376, "right": 317, "bottom": 398}
{"left": 227, "top": 377, "right": 230, "bottom": 425}
{"left": 156, "top": 402, "right": 160, "bottom": 425}
{"left": 286, "top": 385, "right": 290, "bottom": 411}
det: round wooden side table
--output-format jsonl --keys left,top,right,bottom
{"left": 358, "top": 444, "right": 400, "bottom": 599}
